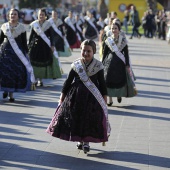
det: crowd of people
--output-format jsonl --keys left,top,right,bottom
{"left": 1, "top": 4, "right": 169, "bottom": 154}
{"left": 121, "top": 6, "right": 170, "bottom": 41}
{"left": 141, "top": 8, "right": 169, "bottom": 40}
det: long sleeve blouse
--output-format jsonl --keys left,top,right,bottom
{"left": 62, "top": 68, "right": 107, "bottom": 96}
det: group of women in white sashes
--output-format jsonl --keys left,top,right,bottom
{"left": 0, "top": 8, "right": 137, "bottom": 154}
{"left": 0, "top": 8, "right": 71, "bottom": 101}
{"left": 0, "top": 8, "right": 106, "bottom": 101}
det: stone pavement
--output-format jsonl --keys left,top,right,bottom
{"left": 0, "top": 36, "right": 170, "bottom": 170}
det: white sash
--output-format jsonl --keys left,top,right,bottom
{"left": 105, "top": 37, "right": 126, "bottom": 64}
{"left": 64, "top": 37, "right": 70, "bottom": 48}
{"left": 73, "top": 59, "right": 111, "bottom": 135}
{"left": 48, "top": 18, "right": 70, "bottom": 48}
{"left": 76, "top": 20, "right": 83, "bottom": 33}
{"left": 105, "top": 37, "right": 135, "bottom": 83}
{"left": 86, "top": 18, "right": 99, "bottom": 35}
{"left": 76, "top": 20, "right": 85, "bottom": 40}
{"left": 5, "top": 23, "right": 35, "bottom": 83}
{"left": 65, "top": 17, "right": 81, "bottom": 41}
{"left": 97, "top": 21, "right": 105, "bottom": 29}
{"left": 48, "top": 18, "right": 63, "bottom": 38}
{"left": 32, "top": 21, "right": 62, "bottom": 70}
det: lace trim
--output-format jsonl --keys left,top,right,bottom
{"left": 1, "top": 22, "right": 26, "bottom": 38}
{"left": 65, "top": 17, "right": 76, "bottom": 25}
{"left": 52, "top": 18, "right": 63, "bottom": 27}
{"left": 30, "top": 20, "right": 51, "bottom": 32}
{"left": 71, "top": 58, "right": 104, "bottom": 76}
{"left": 106, "top": 30, "right": 127, "bottom": 51}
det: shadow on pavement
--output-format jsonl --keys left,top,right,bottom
{"left": 108, "top": 107, "right": 170, "bottom": 121}
{"left": 88, "top": 151, "right": 170, "bottom": 168}
{"left": 0, "top": 142, "right": 138, "bottom": 170}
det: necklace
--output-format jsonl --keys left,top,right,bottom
{"left": 39, "top": 21, "right": 45, "bottom": 27}
{"left": 9, "top": 22, "right": 18, "bottom": 33}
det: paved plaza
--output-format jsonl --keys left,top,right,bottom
{"left": 0, "top": 36, "right": 170, "bottom": 170}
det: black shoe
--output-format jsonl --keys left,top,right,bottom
{"left": 117, "top": 97, "right": 122, "bottom": 103}
{"left": 83, "top": 144, "right": 90, "bottom": 154}
{"left": 77, "top": 142, "right": 83, "bottom": 150}
{"left": 3, "top": 92, "right": 8, "bottom": 99}
{"left": 129, "top": 36, "right": 133, "bottom": 39}
{"left": 9, "top": 98, "right": 15, "bottom": 102}
{"left": 107, "top": 102, "right": 113, "bottom": 106}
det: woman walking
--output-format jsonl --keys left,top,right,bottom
{"left": 28, "top": 8, "right": 62, "bottom": 86}
{"left": 64, "top": 11, "right": 81, "bottom": 49}
{"left": 46, "top": 40, "right": 111, "bottom": 154}
{"left": 84, "top": 11, "right": 99, "bottom": 40}
{"left": 0, "top": 8, "right": 35, "bottom": 101}
{"left": 102, "top": 22, "right": 137, "bottom": 105}
{"left": 48, "top": 10, "right": 72, "bottom": 57}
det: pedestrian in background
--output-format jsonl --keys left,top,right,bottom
{"left": 129, "top": 5, "right": 141, "bottom": 39}
{"left": 2, "top": 4, "right": 9, "bottom": 23}
{"left": 123, "top": 10, "right": 129, "bottom": 34}
{"left": 145, "top": 9, "right": 155, "bottom": 38}
{"left": 141, "top": 11, "right": 148, "bottom": 37}
{"left": 159, "top": 15, "right": 167, "bottom": 40}
{"left": 46, "top": 40, "right": 110, "bottom": 154}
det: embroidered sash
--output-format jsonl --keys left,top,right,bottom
{"left": 85, "top": 17, "right": 99, "bottom": 35}
{"left": 73, "top": 59, "right": 111, "bottom": 135}
{"left": 65, "top": 17, "right": 81, "bottom": 41}
{"left": 105, "top": 37, "right": 135, "bottom": 83}
{"left": 105, "top": 37, "right": 126, "bottom": 64}
{"left": 5, "top": 23, "right": 35, "bottom": 83}
{"left": 32, "top": 21, "right": 62, "bottom": 69}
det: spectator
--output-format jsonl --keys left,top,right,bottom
{"left": 2, "top": 4, "right": 9, "bottom": 23}
{"left": 145, "top": 9, "right": 155, "bottom": 38}
{"left": 123, "top": 10, "right": 129, "bottom": 34}
{"left": 159, "top": 15, "right": 167, "bottom": 40}
{"left": 129, "top": 5, "right": 141, "bottom": 39}
{"left": 141, "top": 11, "right": 148, "bottom": 37}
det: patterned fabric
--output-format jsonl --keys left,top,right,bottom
{"left": 0, "top": 43, "right": 30, "bottom": 92}
{"left": 71, "top": 58, "right": 104, "bottom": 77}
{"left": 0, "top": 23, "right": 31, "bottom": 93}
{"left": 28, "top": 23, "right": 54, "bottom": 67}
{"left": 46, "top": 80, "right": 108, "bottom": 142}
{"left": 1, "top": 23, "right": 26, "bottom": 38}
